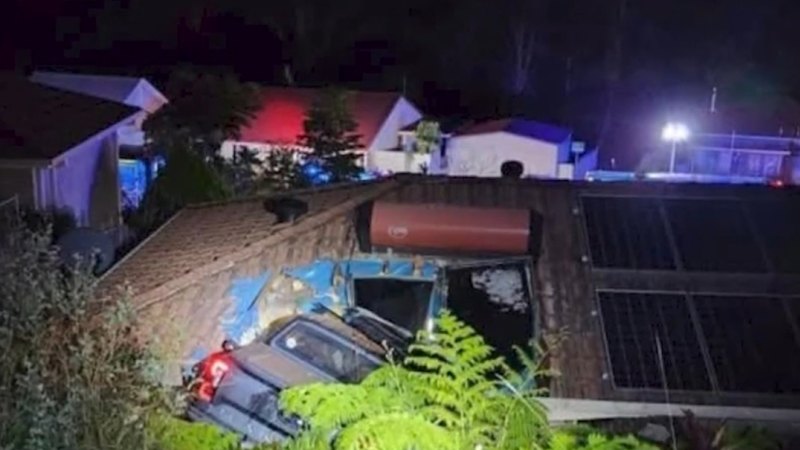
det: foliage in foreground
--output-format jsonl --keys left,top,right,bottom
{"left": 149, "top": 413, "right": 240, "bottom": 450}
{"left": 678, "top": 411, "right": 782, "bottom": 450}
{"left": 549, "top": 429, "right": 657, "bottom": 450}
{"left": 127, "top": 146, "right": 231, "bottom": 234}
{"left": 278, "top": 310, "right": 656, "bottom": 450}
{"left": 0, "top": 229, "right": 166, "bottom": 449}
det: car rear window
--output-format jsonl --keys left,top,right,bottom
{"left": 276, "top": 321, "right": 380, "bottom": 382}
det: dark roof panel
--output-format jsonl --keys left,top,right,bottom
{"left": 0, "top": 75, "right": 138, "bottom": 160}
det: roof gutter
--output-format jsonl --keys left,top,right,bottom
{"left": 540, "top": 398, "right": 800, "bottom": 424}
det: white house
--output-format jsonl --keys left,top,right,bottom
{"left": 440, "top": 118, "right": 595, "bottom": 180}
{"left": 29, "top": 71, "right": 171, "bottom": 208}
{"left": 30, "top": 71, "right": 168, "bottom": 114}
{"left": 220, "top": 87, "right": 423, "bottom": 173}
{"left": 0, "top": 75, "right": 149, "bottom": 230}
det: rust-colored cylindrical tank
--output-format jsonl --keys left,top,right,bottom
{"left": 368, "top": 201, "right": 534, "bottom": 254}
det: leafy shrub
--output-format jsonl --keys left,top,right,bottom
{"left": 678, "top": 411, "right": 782, "bottom": 450}
{"left": 550, "top": 428, "right": 658, "bottom": 450}
{"left": 0, "top": 228, "right": 165, "bottom": 449}
{"left": 148, "top": 412, "right": 240, "bottom": 450}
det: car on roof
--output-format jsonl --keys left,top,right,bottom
{"left": 183, "top": 307, "right": 412, "bottom": 444}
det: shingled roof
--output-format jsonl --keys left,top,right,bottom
{"left": 0, "top": 75, "right": 139, "bottom": 160}
{"left": 98, "top": 179, "right": 398, "bottom": 306}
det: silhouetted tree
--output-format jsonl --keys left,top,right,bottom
{"left": 298, "top": 88, "right": 363, "bottom": 183}
{"left": 144, "top": 68, "right": 262, "bottom": 160}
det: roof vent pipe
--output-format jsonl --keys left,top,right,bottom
{"left": 263, "top": 197, "right": 308, "bottom": 223}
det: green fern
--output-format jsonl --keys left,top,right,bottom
{"left": 549, "top": 429, "right": 659, "bottom": 450}
{"left": 280, "top": 310, "right": 553, "bottom": 450}
{"left": 404, "top": 310, "right": 509, "bottom": 447}
{"left": 335, "top": 413, "right": 456, "bottom": 450}
{"left": 148, "top": 412, "right": 240, "bottom": 450}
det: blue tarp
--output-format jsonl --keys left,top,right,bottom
{"left": 220, "top": 257, "right": 442, "bottom": 345}
{"left": 221, "top": 272, "right": 271, "bottom": 344}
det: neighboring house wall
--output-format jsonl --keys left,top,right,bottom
{"left": 219, "top": 141, "right": 308, "bottom": 162}
{"left": 367, "top": 150, "right": 431, "bottom": 174}
{"left": 446, "top": 132, "right": 559, "bottom": 178}
{"left": 575, "top": 149, "right": 599, "bottom": 180}
{"left": 31, "top": 120, "right": 132, "bottom": 228}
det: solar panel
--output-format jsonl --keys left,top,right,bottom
{"left": 582, "top": 197, "right": 676, "bottom": 270}
{"left": 693, "top": 295, "right": 800, "bottom": 394}
{"left": 598, "top": 291, "right": 711, "bottom": 390}
{"left": 663, "top": 199, "right": 766, "bottom": 273}
{"left": 747, "top": 200, "right": 800, "bottom": 273}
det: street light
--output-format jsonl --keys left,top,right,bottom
{"left": 661, "top": 122, "right": 690, "bottom": 173}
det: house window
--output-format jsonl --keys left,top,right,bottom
{"left": 352, "top": 278, "right": 434, "bottom": 333}
{"left": 445, "top": 261, "right": 534, "bottom": 370}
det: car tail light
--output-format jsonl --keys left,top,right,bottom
{"left": 196, "top": 354, "right": 231, "bottom": 402}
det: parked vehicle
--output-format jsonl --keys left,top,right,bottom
{"left": 183, "top": 307, "right": 412, "bottom": 443}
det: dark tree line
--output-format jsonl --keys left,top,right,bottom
{"left": 5, "top": 0, "right": 800, "bottom": 166}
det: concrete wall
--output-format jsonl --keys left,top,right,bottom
{"left": 446, "top": 132, "right": 560, "bottom": 178}
{"left": 366, "top": 149, "right": 431, "bottom": 174}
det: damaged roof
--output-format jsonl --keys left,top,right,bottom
{"left": 101, "top": 175, "right": 800, "bottom": 410}
{"left": 99, "top": 179, "right": 397, "bottom": 305}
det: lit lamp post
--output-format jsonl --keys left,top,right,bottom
{"left": 661, "top": 122, "right": 689, "bottom": 173}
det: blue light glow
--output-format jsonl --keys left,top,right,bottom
{"left": 119, "top": 155, "right": 165, "bottom": 209}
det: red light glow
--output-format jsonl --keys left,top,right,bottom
{"left": 196, "top": 354, "right": 231, "bottom": 402}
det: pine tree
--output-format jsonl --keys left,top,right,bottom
{"left": 298, "top": 88, "right": 364, "bottom": 183}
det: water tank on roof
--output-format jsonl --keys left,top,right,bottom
{"left": 358, "top": 201, "right": 541, "bottom": 255}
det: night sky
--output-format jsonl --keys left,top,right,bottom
{"left": 4, "top": 0, "right": 800, "bottom": 168}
